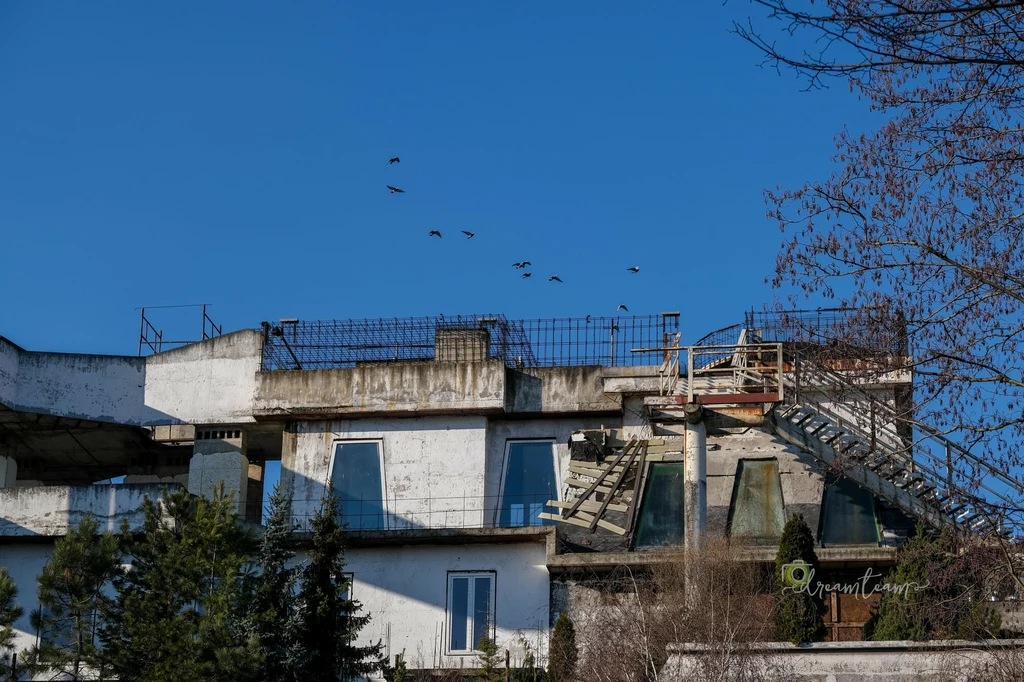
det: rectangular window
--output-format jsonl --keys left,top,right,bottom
{"left": 728, "top": 458, "right": 786, "bottom": 545}
{"left": 447, "top": 572, "right": 495, "bottom": 653}
{"left": 820, "top": 477, "right": 880, "bottom": 546}
{"left": 36, "top": 605, "right": 93, "bottom": 650}
{"left": 498, "top": 441, "right": 558, "bottom": 527}
{"left": 634, "top": 463, "right": 686, "bottom": 548}
{"left": 329, "top": 441, "right": 386, "bottom": 530}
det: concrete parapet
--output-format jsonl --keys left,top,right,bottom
{"left": 0, "top": 483, "right": 180, "bottom": 536}
{"left": 664, "top": 639, "right": 1024, "bottom": 681}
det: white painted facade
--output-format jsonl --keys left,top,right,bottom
{"left": 0, "top": 331, "right": 262, "bottom": 427}
{"left": 0, "top": 483, "right": 178, "bottom": 537}
{"left": 285, "top": 416, "right": 611, "bottom": 530}
{"left": 335, "top": 542, "right": 550, "bottom": 670}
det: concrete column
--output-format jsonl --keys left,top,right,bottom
{"left": 188, "top": 428, "right": 248, "bottom": 516}
{"left": 683, "top": 403, "right": 706, "bottom": 552}
{"left": 0, "top": 456, "right": 16, "bottom": 488}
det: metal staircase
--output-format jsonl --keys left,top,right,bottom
{"left": 771, "top": 353, "right": 1024, "bottom": 538}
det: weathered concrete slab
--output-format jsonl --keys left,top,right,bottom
{"left": 256, "top": 360, "right": 507, "bottom": 418}
{"left": 505, "top": 366, "right": 621, "bottom": 414}
{"left": 0, "top": 483, "right": 179, "bottom": 536}
{"left": 0, "top": 331, "right": 262, "bottom": 427}
{"left": 664, "top": 640, "right": 1024, "bottom": 681}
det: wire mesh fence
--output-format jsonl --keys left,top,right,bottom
{"left": 260, "top": 313, "right": 681, "bottom": 371}
{"left": 745, "top": 307, "right": 909, "bottom": 357}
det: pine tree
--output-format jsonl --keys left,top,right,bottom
{"left": 24, "top": 515, "right": 121, "bottom": 681}
{"left": 292, "top": 485, "right": 382, "bottom": 682}
{"left": 0, "top": 567, "right": 24, "bottom": 672}
{"left": 474, "top": 637, "right": 502, "bottom": 682}
{"left": 547, "top": 612, "right": 576, "bottom": 682}
{"left": 231, "top": 483, "right": 299, "bottom": 682}
{"left": 773, "top": 514, "right": 825, "bottom": 644}
{"left": 99, "top": 486, "right": 252, "bottom": 682}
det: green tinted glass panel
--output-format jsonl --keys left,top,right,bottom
{"left": 821, "top": 477, "right": 879, "bottom": 545}
{"left": 634, "top": 463, "right": 685, "bottom": 548}
{"left": 728, "top": 459, "right": 785, "bottom": 544}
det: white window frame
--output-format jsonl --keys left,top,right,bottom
{"left": 340, "top": 571, "right": 354, "bottom": 601}
{"left": 446, "top": 571, "right": 497, "bottom": 655}
{"left": 326, "top": 439, "right": 389, "bottom": 530}
{"left": 494, "top": 439, "right": 559, "bottom": 527}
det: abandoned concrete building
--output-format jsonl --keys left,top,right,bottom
{"left": 0, "top": 310, "right": 1018, "bottom": 671}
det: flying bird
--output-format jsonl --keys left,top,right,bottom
{"left": 627, "top": 266, "right": 640, "bottom": 274}
{"left": 461, "top": 231, "right": 475, "bottom": 239}
{"left": 549, "top": 275, "right": 563, "bottom": 283}
{"left": 513, "top": 261, "right": 531, "bottom": 269}
{"left": 388, "top": 157, "right": 400, "bottom": 165}
{"left": 428, "top": 230, "right": 442, "bottom": 238}
{"left": 387, "top": 185, "right": 405, "bottom": 194}
{"left": 522, "top": 272, "right": 532, "bottom": 279}
{"left": 617, "top": 304, "right": 629, "bottom": 312}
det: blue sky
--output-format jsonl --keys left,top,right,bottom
{"left": 0, "top": 2, "right": 866, "bottom": 355}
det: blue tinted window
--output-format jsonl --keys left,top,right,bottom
{"left": 500, "top": 442, "right": 557, "bottom": 527}
{"left": 330, "top": 442, "right": 385, "bottom": 530}
{"left": 450, "top": 577, "right": 469, "bottom": 651}
{"left": 473, "top": 577, "right": 491, "bottom": 648}
{"left": 448, "top": 573, "right": 494, "bottom": 653}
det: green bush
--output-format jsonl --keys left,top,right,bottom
{"left": 772, "top": 514, "right": 826, "bottom": 644}
{"left": 547, "top": 612, "right": 577, "bottom": 682}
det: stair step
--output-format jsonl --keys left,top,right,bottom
{"left": 804, "top": 420, "right": 830, "bottom": 435}
{"left": 776, "top": 404, "right": 802, "bottom": 419}
{"left": 790, "top": 411, "right": 815, "bottom": 426}
{"left": 911, "top": 482, "right": 936, "bottom": 498}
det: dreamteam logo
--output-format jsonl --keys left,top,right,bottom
{"left": 780, "top": 560, "right": 928, "bottom": 600}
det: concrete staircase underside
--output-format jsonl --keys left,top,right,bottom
{"left": 772, "top": 403, "right": 1005, "bottom": 537}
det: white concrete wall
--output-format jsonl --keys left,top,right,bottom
{"left": 0, "top": 483, "right": 176, "bottom": 536}
{"left": 664, "top": 640, "right": 1024, "bottom": 681}
{"left": 143, "top": 331, "right": 262, "bottom": 425}
{"left": 333, "top": 542, "right": 550, "bottom": 671}
{"left": 1, "top": 543, "right": 53, "bottom": 657}
{"left": 285, "top": 416, "right": 615, "bottom": 530}
{"left": 286, "top": 417, "right": 490, "bottom": 529}
{"left": 0, "top": 331, "right": 261, "bottom": 428}
{"left": 0, "top": 337, "right": 148, "bottom": 424}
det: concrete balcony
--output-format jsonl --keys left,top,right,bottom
{"left": 0, "top": 483, "right": 180, "bottom": 537}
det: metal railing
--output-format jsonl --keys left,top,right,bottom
{"left": 137, "top": 304, "right": 222, "bottom": 356}
{"left": 687, "top": 343, "right": 784, "bottom": 404}
{"left": 786, "top": 353, "right": 1024, "bottom": 530}
{"left": 287, "top": 493, "right": 558, "bottom": 533}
